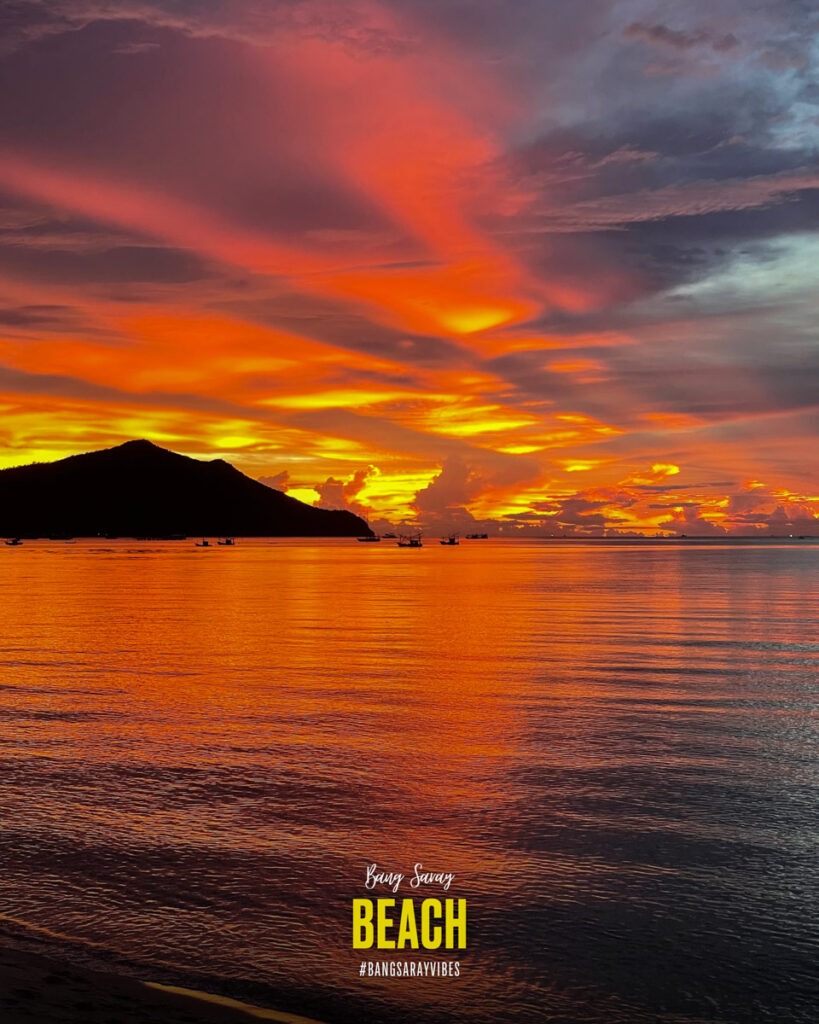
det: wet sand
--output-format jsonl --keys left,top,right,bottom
{"left": 0, "top": 946, "right": 324, "bottom": 1024}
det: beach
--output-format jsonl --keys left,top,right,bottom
{"left": 0, "top": 946, "right": 323, "bottom": 1024}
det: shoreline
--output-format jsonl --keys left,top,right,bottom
{"left": 0, "top": 945, "right": 326, "bottom": 1024}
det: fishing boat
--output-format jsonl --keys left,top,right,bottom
{"left": 357, "top": 535, "right": 381, "bottom": 542}
{"left": 465, "top": 533, "right": 489, "bottom": 539}
{"left": 440, "top": 535, "right": 459, "bottom": 546}
{"left": 218, "top": 537, "right": 235, "bottom": 546}
{"left": 195, "top": 538, "right": 210, "bottom": 547}
{"left": 4, "top": 537, "right": 23, "bottom": 546}
{"left": 397, "top": 534, "right": 423, "bottom": 548}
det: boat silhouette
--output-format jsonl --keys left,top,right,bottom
{"left": 440, "top": 535, "right": 459, "bottom": 546}
{"left": 397, "top": 534, "right": 423, "bottom": 548}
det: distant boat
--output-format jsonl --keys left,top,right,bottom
{"left": 4, "top": 537, "right": 22, "bottom": 546}
{"left": 440, "top": 535, "right": 459, "bottom": 546}
{"left": 397, "top": 534, "right": 423, "bottom": 548}
{"left": 357, "top": 535, "right": 380, "bottom": 542}
{"left": 218, "top": 537, "right": 235, "bottom": 546}
{"left": 465, "top": 533, "right": 488, "bottom": 539}
{"left": 195, "top": 538, "right": 211, "bottom": 547}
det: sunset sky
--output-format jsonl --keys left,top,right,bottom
{"left": 0, "top": 0, "right": 817, "bottom": 535}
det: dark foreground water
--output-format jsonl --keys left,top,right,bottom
{"left": 0, "top": 539, "right": 817, "bottom": 1023}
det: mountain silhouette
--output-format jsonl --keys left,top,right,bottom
{"left": 0, "top": 440, "right": 371, "bottom": 538}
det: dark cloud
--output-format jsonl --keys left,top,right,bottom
{"left": 524, "top": 170, "right": 819, "bottom": 233}
{"left": 532, "top": 495, "right": 611, "bottom": 536}
{"left": 669, "top": 505, "right": 728, "bottom": 535}
{"left": 637, "top": 480, "right": 735, "bottom": 494}
{"left": 498, "top": 105, "right": 819, "bottom": 305}
{"left": 0, "top": 0, "right": 416, "bottom": 58}
{"left": 227, "top": 294, "right": 469, "bottom": 368}
{"left": 481, "top": 300, "right": 819, "bottom": 444}
{"left": 112, "top": 41, "right": 162, "bottom": 55}
{"left": 0, "top": 304, "right": 81, "bottom": 329}
{"left": 0, "top": 242, "right": 210, "bottom": 285}
{"left": 624, "top": 21, "right": 739, "bottom": 54}
{"left": 314, "top": 465, "right": 377, "bottom": 516}
{"left": 258, "top": 470, "right": 291, "bottom": 492}
{"left": 413, "top": 456, "right": 483, "bottom": 514}
{"left": 0, "top": 16, "right": 400, "bottom": 256}
{"left": 0, "top": 362, "right": 254, "bottom": 419}
{"left": 594, "top": 362, "right": 819, "bottom": 425}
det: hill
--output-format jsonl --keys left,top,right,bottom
{"left": 0, "top": 440, "right": 371, "bottom": 538}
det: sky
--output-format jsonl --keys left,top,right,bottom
{"left": 0, "top": 0, "right": 817, "bottom": 535}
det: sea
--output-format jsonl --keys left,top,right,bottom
{"left": 0, "top": 538, "right": 817, "bottom": 1024}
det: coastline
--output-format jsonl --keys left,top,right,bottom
{"left": 0, "top": 946, "right": 326, "bottom": 1024}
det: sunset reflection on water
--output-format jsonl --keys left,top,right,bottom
{"left": 0, "top": 539, "right": 817, "bottom": 1024}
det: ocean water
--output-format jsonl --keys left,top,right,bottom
{"left": 0, "top": 538, "right": 817, "bottom": 1023}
